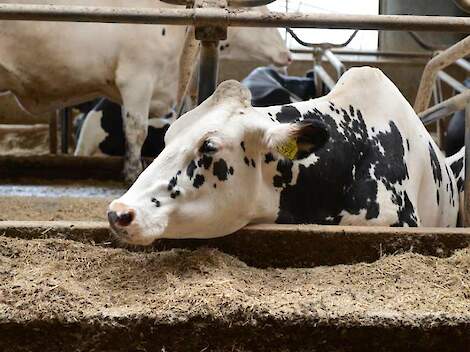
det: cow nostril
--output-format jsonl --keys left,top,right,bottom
{"left": 107, "top": 209, "right": 135, "bottom": 227}
{"left": 116, "top": 210, "right": 135, "bottom": 227}
{"left": 107, "top": 210, "right": 118, "bottom": 225}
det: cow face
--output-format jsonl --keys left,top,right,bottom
{"left": 108, "top": 80, "right": 328, "bottom": 245}
{"left": 222, "top": 7, "right": 292, "bottom": 67}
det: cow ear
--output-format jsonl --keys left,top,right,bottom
{"left": 265, "top": 120, "right": 329, "bottom": 160}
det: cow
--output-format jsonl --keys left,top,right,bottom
{"left": 107, "top": 67, "right": 461, "bottom": 245}
{"left": 0, "top": 0, "right": 291, "bottom": 182}
{"left": 75, "top": 68, "right": 315, "bottom": 157}
{"left": 74, "top": 98, "right": 173, "bottom": 157}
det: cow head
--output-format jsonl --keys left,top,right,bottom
{"left": 108, "top": 80, "right": 328, "bottom": 245}
{"left": 221, "top": 7, "right": 292, "bottom": 67}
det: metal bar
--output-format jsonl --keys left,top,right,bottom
{"left": 292, "top": 48, "right": 433, "bottom": 58}
{"left": 48, "top": 112, "right": 57, "bottom": 155}
{"left": 456, "top": 58, "right": 470, "bottom": 71}
{"left": 437, "top": 71, "right": 468, "bottom": 93}
{"left": 60, "top": 108, "right": 70, "bottom": 154}
{"left": 313, "top": 65, "right": 336, "bottom": 92}
{"left": 323, "top": 49, "right": 345, "bottom": 80}
{"left": 419, "top": 90, "right": 470, "bottom": 125}
{"left": 197, "top": 41, "right": 219, "bottom": 104}
{"left": 465, "top": 104, "right": 470, "bottom": 226}
{"left": 0, "top": 4, "right": 469, "bottom": 32}
{"left": 414, "top": 36, "right": 470, "bottom": 113}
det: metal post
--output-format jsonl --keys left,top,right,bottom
{"left": 197, "top": 41, "right": 219, "bottom": 104}
{"left": 464, "top": 105, "right": 470, "bottom": 226}
{"left": 48, "top": 112, "right": 57, "bottom": 154}
{"left": 60, "top": 107, "right": 71, "bottom": 154}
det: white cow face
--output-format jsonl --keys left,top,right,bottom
{"left": 108, "top": 81, "right": 328, "bottom": 245}
{"left": 222, "top": 21, "right": 292, "bottom": 67}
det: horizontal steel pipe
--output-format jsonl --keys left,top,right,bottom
{"left": 419, "top": 90, "right": 470, "bottom": 125}
{"left": 0, "top": 4, "right": 469, "bottom": 31}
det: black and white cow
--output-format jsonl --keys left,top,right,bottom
{"left": 107, "top": 67, "right": 460, "bottom": 244}
{"left": 74, "top": 98, "right": 173, "bottom": 157}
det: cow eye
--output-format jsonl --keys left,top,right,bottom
{"left": 199, "top": 140, "right": 218, "bottom": 154}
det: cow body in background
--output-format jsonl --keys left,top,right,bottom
{"left": 74, "top": 98, "right": 173, "bottom": 157}
{"left": 107, "top": 67, "right": 459, "bottom": 245}
{"left": 0, "top": 0, "right": 290, "bottom": 182}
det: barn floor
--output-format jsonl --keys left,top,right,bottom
{"left": 0, "top": 235, "right": 469, "bottom": 351}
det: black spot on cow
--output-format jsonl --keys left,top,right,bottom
{"left": 265, "top": 153, "right": 275, "bottom": 164}
{"left": 244, "top": 156, "right": 250, "bottom": 166}
{"left": 251, "top": 159, "right": 256, "bottom": 168}
{"left": 428, "top": 142, "right": 443, "bottom": 205}
{"left": 177, "top": 170, "right": 182, "bottom": 176}
{"left": 168, "top": 176, "right": 177, "bottom": 191}
{"left": 445, "top": 164, "right": 455, "bottom": 206}
{"left": 229, "top": 166, "right": 234, "bottom": 175}
{"left": 240, "top": 141, "right": 246, "bottom": 152}
{"left": 198, "top": 155, "right": 213, "bottom": 170}
{"left": 213, "top": 159, "right": 229, "bottom": 181}
{"left": 213, "top": 183, "right": 217, "bottom": 188}
{"left": 268, "top": 112, "right": 273, "bottom": 117}
{"left": 94, "top": 99, "right": 170, "bottom": 157}
{"left": 220, "top": 45, "right": 224, "bottom": 51}
{"left": 406, "top": 139, "right": 410, "bottom": 151}
{"left": 193, "top": 174, "right": 205, "bottom": 188}
{"left": 151, "top": 197, "right": 161, "bottom": 207}
{"left": 186, "top": 160, "right": 197, "bottom": 180}
{"left": 429, "top": 142, "right": 443, "bottom": 187}
{"left": 162, "top": 28, "right": 166, "bottom": 36}
{"left": 450, "top": 157, "right": 463, "bottom": 178}
{"left": 272, "top": 104, "right": 417, "bottom": 226}
{"left": 170, "top": 190, "right": 181, "bottom": 199}
{"left": 349, "top": 105, "right": 355, "bottom": 117}
{"left": 273, "top": 159, "right": 293, "bottom": 188}
{"left": 276, "top": 105, "right": 301, "bottom": 123}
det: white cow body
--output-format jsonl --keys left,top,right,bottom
{"left": 108, "top": 67, "right": 460, "bottom": 245}
{"left": 0, "top": 0, "right": 290, "bottom": 181}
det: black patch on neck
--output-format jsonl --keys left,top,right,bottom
{"left": 151, "top": 198, "right": 161, "bottom": 207}
{"left": 213, "top": 159, "right": 229, "bottom": 181}
{"left": 265, "top": 153, "right": 275, "bottom": 164}
{"left": 186, "top": 160, "right": 197, "bottom": 180}
{"left": 240, "top": 141, "right": 246, "bottom": 152}
{"left": 198, "top": 155, "right": 213, "bottom": 170}
{"left": 450, "top": 157, "right": 463, "bottom": 177}
{"left": 251, "top": 159, "right": 256, "bottom": 168}
{"left": 275, "top": 105, "right": 301, "bottom": 123}
{"left": 193, "top": 174, "right": 205, "bottom": 188}
{"left": 244, "top": 156, "right": 250, "bottom": 166}
{"left": 168, "top": 176, "right": 177, "bottom": 191}
{"left": 273, "top": 104, "right": 417, "bottom": 227}
{"left": 162, "top": 28, "right": 166, "bottom": 36}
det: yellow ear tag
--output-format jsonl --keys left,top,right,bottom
{"left": 276, "top": 138, "right": 298, "bottom": 160}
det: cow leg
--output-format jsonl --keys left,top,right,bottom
{"left": 118, "top": 77, "right": 153, "bottom": 183}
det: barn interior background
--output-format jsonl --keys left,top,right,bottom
{"left": 0, "top": 0, "right": 469, "bottom": 351}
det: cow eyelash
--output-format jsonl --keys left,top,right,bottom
{"left": 199, "top": 140, "right": 218, "bottom": 154}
